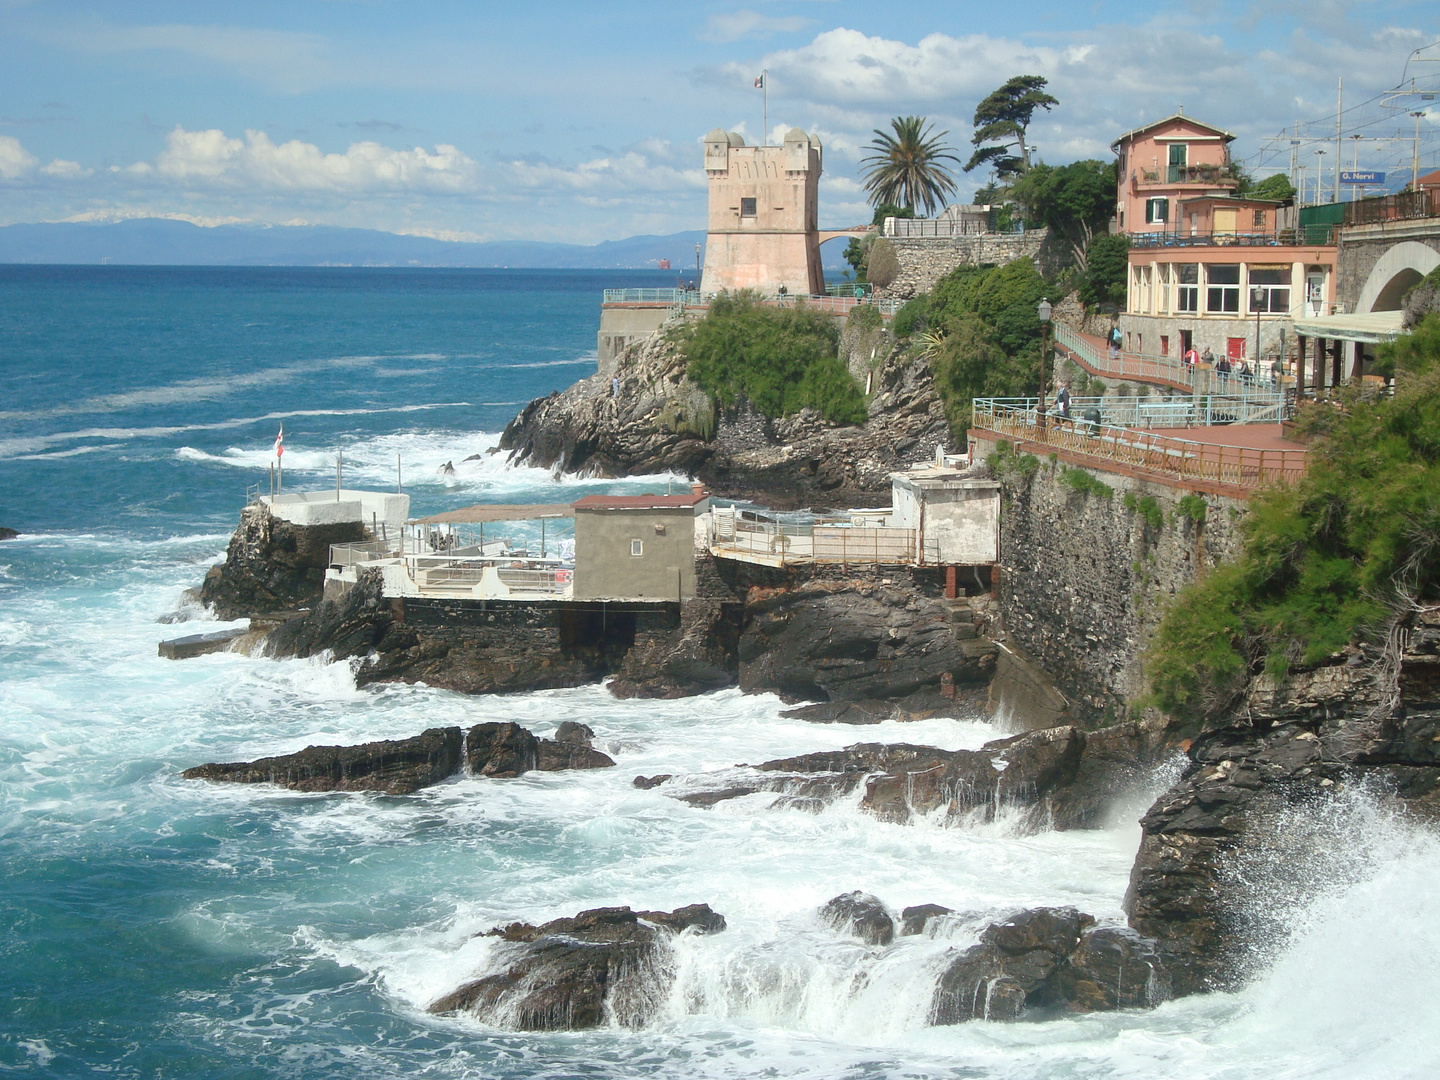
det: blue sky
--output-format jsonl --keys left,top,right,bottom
{"left": 1, "top": 0, "right": 1436, "bottom": 243}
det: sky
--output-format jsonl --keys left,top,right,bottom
{"left": 1, "top": 0, "right": 1437, "bottom": 244}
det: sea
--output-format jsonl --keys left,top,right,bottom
{"left": 1, "top": 265, "right": 1437, "bottom": 1079}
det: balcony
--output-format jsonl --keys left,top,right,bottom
{"left": 1127, "top": 226, "right": 1336, "bottom": 249}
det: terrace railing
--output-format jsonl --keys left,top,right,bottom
{"left": 1127, "top": 226, "right": 1336, "bottom": 248}
{"left": 970, "top": 399, "right": 1307, "bottom": 491}
{"left": 1345, "top": 188, "right": 1440, "bottom": 226}
{"left": 602, "top": 288, "right": 692, "bottom": 304}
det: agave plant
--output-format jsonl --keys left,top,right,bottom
{"left": 860, "top": 117, "right": 960, "bottom": 217}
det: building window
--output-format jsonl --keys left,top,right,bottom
{"left": 1252, "top": 208, "right": 1266, "bottom": 229}
{"left": 630, "top": 539, "right": 643, "bottom": 557}
{"left": 1206, "top": 264, "right": 1240, "bottom": 313}
{"left": 1145, "top": 197, "right": 1168, "bottom": 224}
{"left": 1176, "top": 264, "right": 1199, "bottom": 313}
{"left": 1249, "top": 266, "right": 1291, "bottom": 313}
{"left": 1166, "top": 143, "right": 1187, "bottom": 183}
{"left": 740, "top": 197, "right": 756, "bottom": 218}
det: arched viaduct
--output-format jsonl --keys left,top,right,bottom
{"left": 1339, "top": 222, "right": 1440, "bottom": 313}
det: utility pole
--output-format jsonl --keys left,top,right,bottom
{"left": 1415, "top": 112, "right": 1426, "bottom": 189}
{"left": 1334, "top": 77, "right": 1343, "bottom": 204}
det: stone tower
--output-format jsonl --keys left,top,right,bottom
{"left": 700, "top": 127, "right": 824, "bottom": 297}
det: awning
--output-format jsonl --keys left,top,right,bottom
{"left": 410, "top": 503, "right": 574, "bottom": 524}
{"left": 1292, "top": 310, "right": 1405, "bottom": 346}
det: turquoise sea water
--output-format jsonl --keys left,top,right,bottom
{"left": 2, "top": 267, "right": 1438, "bottom": 1079}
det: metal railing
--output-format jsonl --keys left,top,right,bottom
{"left": 1127, "top": 226, "right": 1336, "bottom": 248}
{"left": 417, "top": 565, "right": 570, "bottom": 595}
{"left": 603, "top": 288, "right": 693, "bottom": 304}
{"left": 970, "top": 400, "right": 1307, "bottom": 491}
{"left": 329, "top": 539, "right": 407, "bottom": 567}
{"left": 978, "top": 389, "right": 1288, "bottom": 430}
{"left": 710, "top": 516, "right": 920, "bottom": 566}
{"left": 885, "top": 219, "right": 1006, "bottom": 239}
{"left": 1346, "top": 188, "right": 1440, "bottom": 226}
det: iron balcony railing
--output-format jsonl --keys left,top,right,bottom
{"left": 1127, "top": 226, "right": 1337, "bottom": 248}
{"left": 978, "top": 388, "right": 1289, "bottom": 430}
{"left": 1345, "top": 188, "right": 1440, "bottom": 226}
{"left": 602, "top": 288, "right": 693, "bottom": 304}
{"left": 970, "top": 399, "right": 1307, "bottom": 491}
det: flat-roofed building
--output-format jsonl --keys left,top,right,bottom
{"left": 571, "top": 490, "right": 711, "bottom": 601}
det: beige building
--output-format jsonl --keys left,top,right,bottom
{"left": 571, "top": 491, "right": 710, "bottom": 601}
{"left": 701, "top": 127, "right": 824, "bottom": 297}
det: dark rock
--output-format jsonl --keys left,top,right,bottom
{"left": 1034, "top": 927, "right": 1171, "bottom": 1012}
{"left": 739, "top": 580, "right": 993, "bottom": 703}
{"left": 466, "top": 722, "right": 540, "bottom": 778}
{"left": 901, "top": 904, "right": 954, "bottom": 937}
{"left": 553, "top": 721, "right": 595, "bottom": 747}
{"left": 200, "top": 504, "right": 365, "bottom": 620}
{"left": 607, "top": 599, "right": 741, "bottom": 699}
{"left": 182, "top": 726, "right": 463, "bottom": 795}
{"left": 429, "top": 904, "right": 725, "bottom": 1030}
{"left": 632, "top": 774, "right": 672, "bottom": 789}
{"left": 536, "top": 740, "right": 616, "bottom": 771}
{"left": 0, "top": 527, "right": 18, "bottom": 540}
{"left": 780, "top": 699, "right": 899, "bottom": 724}
{"left": 820, "top": 891, "right": 895, "bottom": 946}
{"left": 755, "top": 742, "right": 955, "bottom": 776}
{"left": 929, "top": 907, "right": 1096, "bottom": 1024}
{"left": 673, "top": 786, "right": 761, "bottom": 808}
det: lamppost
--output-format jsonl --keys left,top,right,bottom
{"left": 1037, "top": 297, "right": 1052, "bottom": 436}
{"left": 694, "top": 242, "right": 702, "bottom": 295}
{"left": 1250, "top": 285, "right": 1265, "bottom": 381}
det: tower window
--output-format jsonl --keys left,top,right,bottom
{"left": 740, "top": 197, "right": 756, "bottom": 217}
{"left": 630, "top": 539, "right": 644, "bottom": 557}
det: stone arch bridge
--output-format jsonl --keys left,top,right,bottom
{"left": 1338, "top": 219, "right": 1440, "bottom": 314}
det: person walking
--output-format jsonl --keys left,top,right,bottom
{"left": 1183, "top": 344, "right": 1198, "bottom": 373}
{"left": 1109, "top": 324, "right": 1123, "bottom": 360}
{"left": 1056, "top": 382, "right": 1072, "bottom": 419}
{"left": 1216, "top": 354, "right": 1232, "bottom": 386}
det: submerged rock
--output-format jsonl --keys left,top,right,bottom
{"left": 181, "top": 726, "right": 464, "bottom": 795}
{"left": 900, "top": 904, "right": 954, "bottom": 937}
{"left": 428, "top": 904, "right": 726, "bottom": 1030}
{"left": 820, "top": 891, "right": 895, "bottom": 946}
{"left": 183, "top": 720, "right": 613, "bottom": 794}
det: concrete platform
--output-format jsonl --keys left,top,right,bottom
{"left": 158, "top": 628, "right": 248, "bottom": 660}
{"left": 1137, "top": 423, "right": 1306, "bottom": 452}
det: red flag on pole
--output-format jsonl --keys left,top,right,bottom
{"left": 754, "top": 74, "right": 764, "bottom": 89}
{"left": 273, "top": 424, "right": 284, "bottom": 459}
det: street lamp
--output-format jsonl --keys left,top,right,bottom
{"left": 1037, "top": 297, "right": 1052, "bottom": 436}
{"left": 694, "top": 242, "right": 702, "bottom": 294}
{"left": 1250, "top": 286, "right": 1265, "bottom": 380}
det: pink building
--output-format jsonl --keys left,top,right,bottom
{"left": 1112, "top": 113, "right": 1238, "bottom": 234}
{"left": 1115, "top": 112, "right": 1338, "bottom": 367}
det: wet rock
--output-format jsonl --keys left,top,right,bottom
{"left": 553, "top": 721, "right": 595, "bottom": 746}
{"left": 739, "top": 580, "right": 993, "bottom": 703}
{"left": 181, "top": 726, "right": 463, "bottom": 795}
{"left": 0, "top": 527, "right": 18, "bottom": 540}
{"left": 632, "top": 774, "right": 672, "bottom": 789}
{"left": 465, "top": 722, "right": 615, "bottom": 778}
{"left": 673, "top": 785, "right": 761, "bottom": 808}
{"left": 901, "top": 904, "right": 954, "bottom": 937}
{"left": 607, "top": 599, "right": 741, "bottom": 699}
{"left": 820, "top": 891, "right": 895, "bottom": 946}
{"left": 428, "top": 904, "right": 726, "bottom": 1030}
{"left": 201, "top": 504, "right": 365, "bottom": 620}
{"left": 1034, "top": 927, "right": 1171, "bottom": 1012}
{"left": 929, "top": 907, "right": 1095, "bottom": 1024}
{"left": 780, "top": 699, "right": 898, "bottom": 725}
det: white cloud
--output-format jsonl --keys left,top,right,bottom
{"left": 138, "top": 126, "right": 480, "bottom": 193}
{"left": 700, "top": 10, "right": 811, "bottom": 45}
{"left": 0, "top": 136, "right": 39, "bottom": 180}
{"left": 41, "top": 158, "right": 88, "bottom": 178}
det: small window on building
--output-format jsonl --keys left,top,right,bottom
{"left": 1176, "top": 264, "right": 1199, "bottom": 313}
{"left": 630, "top": 539, "right": 643, "bottom": 557}
{"left": 740, "top": 197, "right": 757, "bottom": 217}
{"left": 1160, "top": 335, "right": 1170, "bottom": 356}
{"left": 1252, "top": 208, "right": 1267, "bottom": 229}
{"left": 1206, "top": 264, "right": 1240, "bottom": 314}
{"left": 1145, "top": 197, "right": 1168, "bottom": 224}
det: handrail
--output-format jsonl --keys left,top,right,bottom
{"left": 970, "top": 400, "right": 1307, "bottom": 491}
{"left": 1127, "top": 226, "right": 1336, "bottom": 248}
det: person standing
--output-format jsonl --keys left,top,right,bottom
{"left": 1055, "top": 382, "right": 1072, "bottom": 419}
{"left": 1183, "top": 344, "right": 1198, "bottom": 373}
{"left": 1109, "top": 324, "right": 1123, "bottom": 360}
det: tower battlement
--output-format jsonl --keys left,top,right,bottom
{"left": 700, "top": 128, "right": 824, "bottom": 297}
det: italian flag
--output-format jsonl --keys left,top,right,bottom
{"left": 273, "top": 425, "right": 284, "bottom": 459}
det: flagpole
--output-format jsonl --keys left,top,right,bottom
{"left": 762, "top": 69, "right": 768, "bottom": 145}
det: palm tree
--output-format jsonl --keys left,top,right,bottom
{"left": 860, "top": 116, "right": 960, "bottom": 217}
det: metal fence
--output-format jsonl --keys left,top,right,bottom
{"left": 1127, "top": 226, "right": 1337, "bottom": 249}
{"left": 710, "top": 515, "right": 921, "bottom": 566}
{"left": 1345, "top": 188, "right": 1440, "bottom": 226}
{"left": 603, "top": 288, "right": 692, "bottom": 304}
{"left": 978, "top": 389, "right": 1288, "bottom": 430}
{"left": 329, "top": 539, "right": 407, "bottom": 567}
{"left": 970, "top": 400, "right": 1307, "bottom": 491}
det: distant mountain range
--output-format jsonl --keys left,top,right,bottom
{"left": 0, "top": 219, "right": 853, "bottom": 270}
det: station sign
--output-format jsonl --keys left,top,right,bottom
{"left": 1340, "top": 170, "right": 1386, "bottom": 185}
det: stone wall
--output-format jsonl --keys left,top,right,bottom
{"left": 989, "top": 453, "right": 1247, "bottom": 724}
{"left": 876, "top": 230, "right": 1050, "bottom": 301}
{"left": 1336, "top": 220, "right": 1440, "bottom": 313}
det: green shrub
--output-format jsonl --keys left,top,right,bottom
{"left": 846, "top": 302, "right": 882, "bottom": 334}
{"left": 892, "top": 296, "right": 929, "bottom": 338}
{"left": 1081, "top": 233, "right": 1130, "bottom": 307}
{"left": 987, "top": 439, "right": 1040, "bottom": 480}
{"left": 1175, "top": 494, "right": 1208, "bottom": 523}
{"left": 1123, "top": 492, "right": 1163, "bottom": 530}
{"left": 1061, "top": 466, "right": 1113, "bottom": 498}
{"left": 678, "top": 291, "right": 867, "bottom": 425}
{"left": 866, "top": 239, "right": 901, "bottom": 290}
{"left": 1145, "top": 321, "right": 1440, "bottom": 721}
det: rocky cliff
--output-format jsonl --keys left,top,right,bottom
{"left": 498, "top": 319, "right": 949, "bottom": 507}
